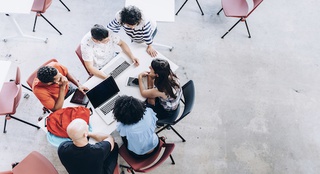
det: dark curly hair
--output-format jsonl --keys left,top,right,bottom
{"left": 37, "top": 66, "right": 58, "bottom": 83}
{"left": 91, "top": 24, "right": 109, "bottom": 41}
{"left": 120, "top": 6, "right": 142, "bottom": 26}
{"left": 113, "top": 95, "right": 146, "bottom": 125}
{"left": 151, "top": 59, "right": 180, "bottom": 99}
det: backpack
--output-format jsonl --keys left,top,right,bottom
{"left": 46, "top": 106, "right": 91, "bottom": 138}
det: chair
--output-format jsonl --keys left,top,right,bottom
{"left": 176, "top": 0, "right": 204, "bottom": 15}
{"left": 75, "top": 45, "right": 92, "bottom": 76}
{"left": 31, "top": 0, "right": 62, "bottom": 35}
{"left": 22, "top": 59, "right": 58, "bottom": 115}
{"left": 118, "top": 139, "right": 175, "bottom": 173}
{"left": 58, "top": 0, "right": 70, "bottom": 11}
{"left": 0, "top": 67, "right": 40, "bottom": 133}
{"left": 156, "top": 80, "right": 195, "bottom": 142}
{"left": 0, "top": 151, "right": 58, "bottom": 174}
{"left": 217, "top": 0, "right": 263, "bottom": 38}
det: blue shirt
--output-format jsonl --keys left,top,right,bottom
{"left": 116, "top": 108, "right": 158, "bottom": 155}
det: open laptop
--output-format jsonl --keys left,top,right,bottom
{"left": 86, "top": 76, "right": 120, "bottom": 125}
{"left": 103, "top": 56, "right": 131, "bottom": 79}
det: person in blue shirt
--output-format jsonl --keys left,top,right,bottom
{"left": 113, "top": 95, "right": 159, "bottom": 159}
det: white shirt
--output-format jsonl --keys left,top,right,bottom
{"left": 80, "top": 30, "right": 120, "bottom": 69}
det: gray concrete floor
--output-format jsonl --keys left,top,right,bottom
{"left": 1, "top": 0, "right": 320, "bottom": 173}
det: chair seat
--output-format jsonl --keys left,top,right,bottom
{"left": 156, "top": 106, "right": 180, "bottom": 125}
{"left": 222, "top": 0, "right": 248, "bottom": 17}
{"left": 0, "top": 82, "right": 17, "bottom": 115}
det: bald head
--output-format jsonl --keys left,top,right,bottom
{"left": 67, "top": 118, "right": 88, "bottom": 141}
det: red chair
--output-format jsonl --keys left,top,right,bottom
{"left": 22, "top": 59, "right": 58, "bottom": 116}
{"left": 118, "top": 139, "right": 175, "bottom": 173}
{"left": 75, "top": 44, "right": 92, "bottom": 76}
{"left": 0, "top": 151, "right": 58, "bottom": 174}
{"left": 31, "top": 0, "right": 62, "bottom": 35}
{"left": 217, "top": 0, "right": 263, "bottom": 38}
{"left": 0, "top": 67, "right": 40, "bottom": 133}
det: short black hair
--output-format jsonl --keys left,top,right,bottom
{"left": 113, "top": 95, "right": 146, "bottom": 125}
{"left": 91, "top": 24, "right": 109, "bottom": 41}
{"left": 120, "top": 6, "right": 142, "bottom": 26}
{"left": 37, "top": 66, "right": 58, "bottom": 83}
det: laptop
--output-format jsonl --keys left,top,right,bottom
{"left": 103, "top": 56, "right": 131, "bottom": 79}
{"left": 86, "top": 76, "right": 120, "bottom": 125}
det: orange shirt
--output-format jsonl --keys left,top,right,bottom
{"left": 32, "top": 62, "right": 69, "bottom": 110}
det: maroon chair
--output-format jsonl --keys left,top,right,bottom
{"left": 75, "top": 44, "right": 92, "bottom": 76}
{"left": 118, "top": 139, "right": 175, "bottom": 173}
{"left": 0, "top": 67, "right": 40, "bottom": 133}
{"left": 31, "top": 0, "right": 62, "bottom": 35}
{"left": 0, "top": 151, "right": 58, "bottom": 174}
{"left": 217, "top": 0, "right": 263, "bottom": 38}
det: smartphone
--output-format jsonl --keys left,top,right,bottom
{"left": 126, "top": 77, "right": 139, "bottom": 87}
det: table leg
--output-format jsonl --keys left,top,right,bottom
{"left": 2, "top": 14, "right": 48, "bottom": 43}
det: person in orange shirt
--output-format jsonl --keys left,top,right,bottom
{"left": 32, "top": 61, "right": 88, "bottom": 112}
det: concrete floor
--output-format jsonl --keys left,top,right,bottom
{"left": 1, "top": 0, "right": 320, "bottom": 173}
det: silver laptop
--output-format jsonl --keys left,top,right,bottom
{"left": 86, "top": 76, "right": 120, "bottom": 124}
{"left": 103, "top": 56, "right": 131, "bottom": 79}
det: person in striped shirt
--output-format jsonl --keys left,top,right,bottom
{"left": 107, "top": 5, "right": 158, "bottom": 57}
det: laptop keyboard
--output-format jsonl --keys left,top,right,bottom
{"left": 109, "top": 61, "right": 130, "bottom": 78}
{"left": 100, "top": 95, "right": 120, "bottom": 115}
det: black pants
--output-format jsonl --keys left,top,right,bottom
{"left": 103, "top": 143, "right": 119, "bottom": 174}
{"left": 121, "top": 137, "right": 160, "bottom": 160}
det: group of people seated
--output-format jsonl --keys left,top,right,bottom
{"left": 31, "top": 6, "right": 182, "bottom": 174}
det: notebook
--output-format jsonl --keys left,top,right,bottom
{"left": 86, "top": 76, "right": 120, "bottom": 125}
{"left": 103, "top": 56, "right": 131, "bottom": 79}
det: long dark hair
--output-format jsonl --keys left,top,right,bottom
{"left": 151, "top": 59, "right": 180, "bottom": 99}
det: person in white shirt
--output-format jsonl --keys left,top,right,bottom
{"left": 80, "top": 24, "right": 139, "bottom": 79}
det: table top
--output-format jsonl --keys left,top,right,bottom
{"left": 125, "top": 0, "right": 175, "bottom": 22}
{"left": 0, "top": 60, "right": 12, "bottom": 91}
{"left": 38, "top": 43, "right": 178, "bottom": 135}
{"left": 0, "top": 0, "right": 34, "bottom": 14}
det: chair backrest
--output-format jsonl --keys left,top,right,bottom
{"left": 222, "top": 0, "right": 248, "bottom": 17}
{"left": 119, "top": 140, "right": 175, "bottom": 173}
{"left": 246, "top": 0, "right": 263, "bottom": 17}
{"left": 12, "top": 151, "right": 58, "bottom": 174}
{"left": 32, "top": 0, "right": 52, "bottom": 13}
{"left": 75, "top": 44, "right": 91, "bottom": 75}
{"left": 174, "top": 80, "right": 195, "bottom": 124}
{"left": 26, "top": 59, "right": 58, "bottom": 89}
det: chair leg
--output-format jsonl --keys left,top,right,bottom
{"left": 39, "top": 14, "right": 62, "bottom": 35}
{"left": 3, "top": 115, "right": 8, "bottom": 133}
{"left": 176, "top": 0, "right": 204, "bottom": 15}
{"left": 169, "top": 154, "right": 175, "bottom": 164}
{"left": 59, "top": 0, "right": 70, "bottom": 11}
{"left": 156, "top": 124, "right": 171, "bottom": 134}
{"left": 22, "top": 84, "right": 32, "bottom": 92}
{"left": 32, "top": 14, "right": 38, "bottom": 32}
{"left": 217, "top": 8, "right": 223, "bottom": 15}
{"left": 9, "top": 115, "right": 40, "bottom": 130}
{"left": 221, "top": 18, "right": 242, "bottom": 39}
{"left": 195, "top": 0, "right": 204, "bottom": 15}
{"left": 244, "top": 20, "right": 251, "bottom": 38}
{"left": 153, "top": 42, "right": 174, "bottom": 51}
{"left": 170, "top": 126, "right": 186, "bottom": 142}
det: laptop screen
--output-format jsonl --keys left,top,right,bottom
{"left": 86, "top": 76, "right": 120, "bottom": 108}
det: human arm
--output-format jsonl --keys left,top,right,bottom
{"left": 146, "top": 44, "right": 158, "bottom": 57}
{"left": 66, "top": 71, "right": 89, "bottom": 94}
{"left": 51, "top": 76, "right": 68, "bottom": 111}
{"left": 138, "top": 72, "right": 165, "bottom": 99}
{"left": 87, "top": 132, "right": 115, "bottom": 150}
{"left": 84, "top": 61, "right": 109, "bottom": 79}
{"left": 106, "top": 13, "right": 122, "bottom": 33}
{"left": 118, "top": 40, "right": 139, "bottom": 66}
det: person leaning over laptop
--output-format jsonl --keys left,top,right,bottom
{"left": 58, "top": 118, "right": 118, "bottom": 174}
{"left": 32, "top": 61, "right": 88, "bottom": 112}
{"left": 113, "top": 95, "right": 160, "bottom": 159}
{"left": 80, "top": 24, "right": 139, "bottom": 79}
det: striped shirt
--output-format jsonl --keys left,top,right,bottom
{"left": 107, "top": 11, "right": 156, "bottom": 45}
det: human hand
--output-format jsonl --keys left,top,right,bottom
{"left": 146, "top": 45, "right": 158, "bottom": 57}
{"left": 138, "top": 71, "right": 150, "bottom": 79}
{"left": 131, "top": 57, "right": 140, "bottom": 66}
{"left": 78, "top": 85, "right": 89, "bottom": 94}
{"left": 57, "top": 76, "right": 68, "bottom": 87}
